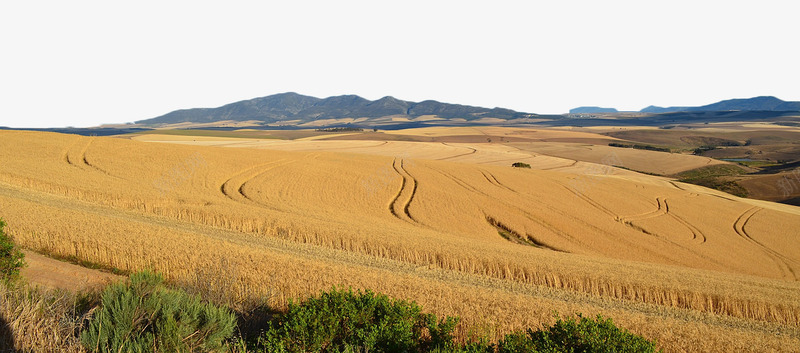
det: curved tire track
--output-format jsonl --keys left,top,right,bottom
{"left": 480, "top": 170, "right": 516, "bottom": 193}
{"left": 220, "top": 158, "right": 290, "bottom": 206}
{"left": 733, "top": 207, "right": 797, "bottom": 280}
{"left": 540, "top": 159, "right": 578, "bottom": 171}
{"left": 399, "top": 160, "right": 418, "bottom": 222}
{"left": 435, "top": 169, "right": 578, "bottom": 246}
{"left": 387, "top": 159, "right": 419, "bottom": 223}
{"left": 663, "top": 200, "right": 707, "bottom": 243}
{"left": 64, "top": 138, "right": 121, "bottom": 179}
{"left": 437, "top": 142, "right": 477, "bottom": 161}
{"left": 561, "top": 185, "right": 618, "bottom": 219}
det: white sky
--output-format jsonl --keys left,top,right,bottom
{"left": 1, "top": 0, "right": 798, "bottom": 128}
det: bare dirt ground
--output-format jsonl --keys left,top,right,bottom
{"left": 20, "top": 250, "right": 121, "bottom": 292}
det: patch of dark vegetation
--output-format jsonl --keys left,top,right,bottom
{"left": 81, "top": 271, "right": 237, "bottom": 352}
{"left": 496, "top": 314, "right": 660, "bottom": 353}
{"left": 779, "top": 197, "right": 800, "bottom": 207}
{"left": 680, "top": 136, "right": 743, "bottom": 147}
{"left": 4, "top": 270, "right": 660, "bottom": 352}
{"left": 676, "top": 165, "right": 750, "bottom": 198}
{"left": 315, "top": 127, "right": 364, "bottom": 132}
{"left": 0, "top": 126, "right": 152, "bottom": 136}
{"left": 675, "top": 165, "right": 748, "bottom": 180}
{"left": 693, "top": 146, "right": 717, "bottom": 155}
{"left": 511, "top": 162, "right": 531, "bottom": 168}
{"left": 678, "top": 178, "right": 749, "bottom": 198}
{"left": 608, "top": 143, "right": 671, "bottom": 153}
{"left": 752, "top": 160, "right": 800, "bottom": 175}
{"left": 613, "top": 165, "right": 663, "bottom": 176}
{"left": 677, "top": 164, "right": 749, "bottom": 197}
{"left": 0, "top": 218, "right": 25, "bottom": 285}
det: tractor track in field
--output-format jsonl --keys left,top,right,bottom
{"left": 480, "top": 170, "right": 516, "bottom": 193}
{"left": 399, "top": 160, "right": 419, "bottom": 222}
{"left": 540, "top": 159, "right": 578, "bottom": 171}
{"left": 220, "top": 158, "right": 291, "bottom": 206}
{"left": 663, "top": 199, "right": 707, "bottom": 243}
{"left": 64, "top": 138, "right": 122, "bottom": 179}
{"left": 387, "top": 159, "right": 419, "bottom": 223}
{"left": 229, "top": 158, "right": 303, "bottom": 208}
{"left": 434, "top": 168, "right": 579, "bottom": 247}
{"left": 437, "top": 143, "right": 477, "bottom": 160}
{"left": 561, "top": 185, "right": 618, "bottom": 219}
{"left": 617, "top": 197, "right": 668, "bottom": 223}
{"left": 617, "top": 197, "right": 707, "bottom": 244}
{"left": 566, "top": 185, "right": 709, "bottom": 245}
{"left": 733, "top": 207, "right": 798, "bottom": 280}
{"left": 62, "top": 137, "right": 82, "bottom": 166}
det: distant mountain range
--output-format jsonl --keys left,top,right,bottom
{"left": 641, "top": 96, "right": 800, "bottom": 113}
{"left": 572, "top": 96, "right": 800, "bottom": 114}
{"left": 136, "top": 93, "right": 800, "bottom": 129}
{"left": 569, "top": 106, "right": 619, "bottom": 114}
{"left": 137, "top": 92, "right": 539, "bottom": 126}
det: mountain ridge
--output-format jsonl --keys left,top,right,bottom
{"left": 137, "top": 92, "right": 537, "bottom": 125}
{"left": 571, "top": 96, "right": 800, "bottom": 114}
{"left": 640, "top": 96, "right": 800, "bottom": 113}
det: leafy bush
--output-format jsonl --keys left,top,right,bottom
{"left": 81, "top": 271, "right": 236, "bottom": 353}
{"left": 496, "top": 314, "right": 660, "bottom": 353}
{"left": 256, "top": 287, "right": 460, "bottom": 353}
{"left": 511, "top": 162, "right": 531, "bottom": 168}
{"left": 0, "top": 218, "right": 25, "bottom": 284}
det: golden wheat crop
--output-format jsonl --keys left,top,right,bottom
{"left": 1, "top": 130, "right": 799, "bottom": 351}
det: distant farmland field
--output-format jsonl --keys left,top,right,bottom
{"left": 1, "top": 129, "right": 799, "bottom": 351}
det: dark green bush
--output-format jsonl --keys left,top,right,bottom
{"left": 511, "top": 162, "right": 531, "bottom": 169}
{"left": 256, "top": 287, "right": 460, "bottom": 353}
{"left": 497, "top": 314, "right": 660, "bottom": 353}
{"left": 80, "top": 271, "right": 236, "bottom": 353}
{"left": 0, "top": 218, "right": 25, "bottom": 284}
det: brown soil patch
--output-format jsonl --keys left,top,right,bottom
{"left": 20, "top": 250, "right": 121, "bottom": 292}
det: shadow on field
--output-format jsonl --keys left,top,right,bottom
{"left": 236, "top": 304, "right": 284, "bottom": 341}
{"left": 0, "top": 314, "right": 17, "bottom": 352}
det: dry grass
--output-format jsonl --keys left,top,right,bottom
{"left": 0, "top": 130, "right": 799, "bottom": 351}
{"left": 0, "top": 281, "right": 87, "bottom": 352}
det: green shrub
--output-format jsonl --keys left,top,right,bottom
{"left": 256, "top": 287, "right": 460, "bottom": 353}
{"left": 0, "top": 218, "right": 25, "bottom": 284}
{"left": 81, "top": 271, "right": 236, "bottom": 353}
{"left": 511, "top": 162, "right": 531, "bottom": 169}
{"left": 496, "top": 314, "right": 660, "bottom": 353}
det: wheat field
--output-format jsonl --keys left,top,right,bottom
{"left": 1, "top": 129, "right": 799, "bottom": 351}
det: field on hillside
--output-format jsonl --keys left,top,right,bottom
{"left": 2, "top": 129, "right": 800, "bottom": 351}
